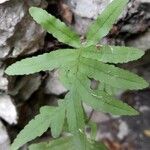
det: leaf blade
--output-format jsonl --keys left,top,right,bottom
{"left": 59, "top": 69, "right": 85, "bottom": 133}
{"left": 5, "top": 49, "right": 77, "bottom": 75}
{"left": 82, "top": 45, "right": 144, "bottom": 63}
{"left": 86, "top": 0, "right": 128, "bottom": 46}
{"left": 65, "top": 92, "right": 85, "bottom": 133}
{"left": 80, "top": 57, "right": 149, "bottom": 90}
{"left": 29, "top": 7, "right": 81, "bottom": 48}
{"left": 11, "top": 106, "right": 54, "bottom": 150}
{"left": 51, "top": 102, "right": 66, "bottom": 138}
{"left": 75, "top": 74, "right": 138, "bottom": 116}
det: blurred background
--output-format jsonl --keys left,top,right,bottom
{"left": 0, "top": 0, "right": 149, "bottom": 149}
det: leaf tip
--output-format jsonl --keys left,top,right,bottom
{"left": 139, "top": 79, "right": 149, "bottom": 90}
{"left": 5, "top": 63, "right": 23, "bottom": 76}
{"left": 5, "top": 65, "right": 13, "bottom": 75}
{"left": 128, "top": 108, "right": 139, "bottom": 116}
{"left": 10, "top": 141, "right": 20, "bottom": 150}
{"left": 29, "top": 7, "right": 44, "bottom": 21}
{"left": 29, "top": 6, "right": 38, "bottom": 15}
{"left": 144, "top": 81, "right": 149, "bottom": 89}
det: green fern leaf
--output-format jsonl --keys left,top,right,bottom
{"left": 60, "top": 71, "right": 138, "bottom": 116}
{"left": 5, "top": 49, "right": 77, "bottom": 75}
{"left": 80, "top": 57, "right": 148, "bottom": 90}
{"left": 5, "top": 47, "right": 147, "bottom": 90}
{"left": 65, "top": 92, "right": 85, "bottom": 133}
{"left": 82, "top": 45, "right": 144, "bottom": 63}
{"left": 5, "top": 1, "right": 149, "bottom": 149}
{"left": 11, "top": 105, "right": 66, "bottom": 150}
{"left": 51, "top": 102, "right": 66, "bottom": 138}
{"left": 83, "top": 90, "right": 139, "bottom": 116}
{"left": 6, "top": 49, "right": 148, "bottom": 118}
{"left": 86, "top": 0, "right": 128, "bottom": 46}
{"left": 29, "top": 7, "right": 81, "bottom": 48}
{"left": 11, "top": 106, "right": 54, "bottom": 150}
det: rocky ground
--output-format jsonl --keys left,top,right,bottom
{"left": 0, "top": 0, "right": 149, "bottom": 149}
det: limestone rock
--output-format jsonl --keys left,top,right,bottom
{"left": 64, "top": 0, "right": 112, "bottom": 34}
{"left": 8, "top": 74, "right": 42, "bottom": 101}
{"left": 63, "top": 0, "right": 150, "bottom": 38}
{"left": 0, "top": 64, "right": 8, "bottom": 91}
{"left": 126, "top": 30, "right": 150, "bottom": 51}
{"left": 0, "top": 94, "right": 17, "bottom": 124}
{"left": 45, "top": 70, "right": 67, "bottom": 95}
{"left": 0, "top": 0, "right": 47, "bottom": 59}
{"left": 68, "top": 0, "right": 112, "bottom": 19}
{"left": 0, "top": 0, "right": 9, "bottom": 4}
{"left": 0, "top": 121, "right": 10, "bottom": 150}
{"left": 120, "top": 0, "right": 150, "bottom": 35}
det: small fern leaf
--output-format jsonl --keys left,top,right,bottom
{"left": 74, "top": 74, "right": 138, "bottom": 116}
{"left": 59, "top": 69, "right": 85, "bottom": 133}
{"left": 11, "top": 106, "right": 54, "bottom": 150}
{"left": 65, "top": 93, "right": 85, "bottom": 133}
{"left": 85, "top": 90, "right": 139, "bottom": 116}
{"left": 5, "top": 49, "right": 77, "bottom": 75}
{"left": 29, "top": 7, "right": 81, "bottom": 48}
{"left": 82, "top": 45, "right": 144, "bottom": 63}
{"left": 86, "top": 0, "right": 128, "bottom": 46}
{"left": 80, "top": 57, "right": 149, "bottom": 90}
{"left": 51, "top": 101, "right": 66, "bottom": 138}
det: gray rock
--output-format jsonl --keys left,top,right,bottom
{"left": 0, "top": 0, "right": 47, "bottom": 59}
{"left": 117, "top": 120, "right": 129, "bottom": 140}
{"left": 0, "top": 94, "right": 17, "bottom": 124}
{"left": 45, "top": 70, "right": 67, "bottom": 95}
{"left": 0, "top": 64, "right": 8, "bottom": 91}
{"left": 0, "top": 121, "right": 10, "bottom": 150}
{"left": 99, "top": 89, "right": 150, "bottom": 150}
{"left": 0, "top": 0, "right": 9, "bottom": 4}
{"left": 126, "top": 30, "right": 150, "bottom": 51}
{"left": 68, "top": 0, "right": 112, "bottom": 19}
{"left": 139, "top": 0, "right": 150, "bottom": 3}
{"left": 83, "top": 104, "right": 110, "bottom": 123}
{"left": 64, "top": 0, "right": 150, "bottom": 38}
{"left": 120, "top": 0, "right": 150, "bottom": 34}
{"left": 8, "top": 74, "right": 42, "bottom": 101}
{"left": 65, "top": 0, "right": 112, "bottom": 34}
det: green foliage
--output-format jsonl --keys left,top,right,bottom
{"left": 11, "top": 105, "right": 65, "bottom": 150}
{"left": 82, "top": 45, "right": 144, "bottom": 63}
{"left": 6, "top": 49, "right": 77, "bottom": 75}
{"left": 86, "top": 0, "right": 128, "bottom": 46}
{"left": 29, "top": 7, "right": 81, "bottom": 48}
{"left": 5, "top": 0, "right": 149, "bottom": 149}
{"left": 29, "top": 136, "right": 107, "bottom": 150}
